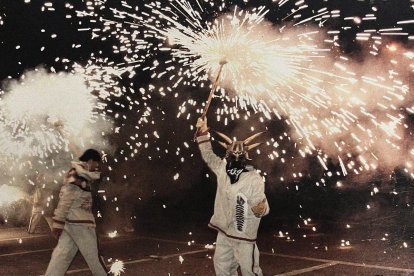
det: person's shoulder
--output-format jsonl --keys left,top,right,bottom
{"left": 62, "top": 181, "right": 80, "bottom": 192}
{"left": 245, "top": 168, "right": 264, "bottom": 181}
{"left": 245, "top": 168, "right": 259, "bottom": 177}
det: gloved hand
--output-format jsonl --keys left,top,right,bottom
{"left": 196, "top": 117, "right": 209, "bottom": 133}
{"left": 251, "top": 198, "right": 267, "bottom": 218}
{"left": 52, "top": 228, "right": 63, "bottom": 240}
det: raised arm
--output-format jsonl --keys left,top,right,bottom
{"left": 196, "top": 117, "right": 224, "bottom": 176}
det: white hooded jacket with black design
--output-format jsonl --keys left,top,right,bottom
{"left": 197, "top": 133, "right": 269, "bottom": 243}
{"left": 52, "top": 162, "right": 100, "bottom": 230}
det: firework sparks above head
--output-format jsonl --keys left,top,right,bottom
{"left": 146, "top": 3, "right": 330, "bottom": 97}
{"left": 140, "top": 1, "right": 412, "bottom": 175}
{"left": 75, "top": 0, "right": 414, "bottom": 180}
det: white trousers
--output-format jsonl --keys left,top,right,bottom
{"left": 45, "top": 224, "right": 107, "bottom": 276}
{"left": 214, "top": 232, "right": 263, "bottom": 276}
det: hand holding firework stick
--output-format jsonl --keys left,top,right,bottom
{"left": 196, "top": 117, "right": 209, "bottom": 133}
{"left": 194, "top": 60, "right": 227, "bottom": 140}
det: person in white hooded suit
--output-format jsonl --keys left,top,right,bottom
{"left": 45, "top": 149, "right": 108, "bottom": 276}
{"left": 196, "top": 117, "right": 269, "bottom": 276}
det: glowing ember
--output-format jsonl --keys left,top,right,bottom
{"left": 108, "top": 230, "right": 118, "bottom": 238}
{"left": 109, "top": 260, "right": 125, "bottom": 276}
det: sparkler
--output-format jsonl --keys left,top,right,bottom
{"left": 146, "top": 3, "right": 328, "bottom": 97}
{"left": 109, "top": 260, "right": 125, "bottom": 276}
{"left": 140, "top": 1, "right": 410, "bottom": 177}
{"left": 76, "top": 0, "right": 414, "bottom": 180}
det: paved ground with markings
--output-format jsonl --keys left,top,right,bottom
{"left": 1, "top": 215, "right": 414, "bottom": 276}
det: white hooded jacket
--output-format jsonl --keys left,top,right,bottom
{"left": 52, "top": 162, "right": 100, "bottom": 229}
{"left": 197, "top": 133, "right": 269, "bottom": 243}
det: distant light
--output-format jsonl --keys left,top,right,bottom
{"left": 108, "top": 231, "right": 118, "bottom": 238}
{"left": 387, "top": 44, "right": 398, "bottom": 52}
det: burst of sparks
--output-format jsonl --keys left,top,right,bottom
{"left": 139, "top": 0, "right": 411, "bottom": 177}
{"left": 109, "top": 260, "right": 125, "bottom": 276}
{"left": 148, "top": 4, "right": 328, "bottom": 96}
{"left": 0, "top": 68, "right": 103, "bottom": 158}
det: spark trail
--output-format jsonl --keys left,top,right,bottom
{"left": 77, "top": 0, "right": 414, "bottom": 181}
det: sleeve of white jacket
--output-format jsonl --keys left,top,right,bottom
{"left": 196, "top": 132, "right": 224, "bottom": 176}
{"left": 52, "top": 184, "right": 77, "bottom": 229}
{"left": 250, "top": 174, "right": 270, "bottom": 217}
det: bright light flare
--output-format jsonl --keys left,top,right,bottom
{"left": 0, "top": 185, "right": 27, "bottom": 206}
{"left": 387, "top": 44, "right": 399, "bottom": 52}
{"left": 150, "top": 5, "right": 327, "bottom": 96}
{"left": 109, "top": 260, "right": 125, "bottom": 276}
{"left": 0, "top": 68, "right": 100, "bottom": 158}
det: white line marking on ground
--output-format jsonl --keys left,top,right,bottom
{"left": 4, "top": 235, "right": 414, "bottom": 274}
{"left": 0, "top": 236, "right": 145, "bottom": 258}
{"left": 66, "top": 249, "right": 209, "bottom": 274}
{"left": 136, "top": 235, "right": 201, "bottom": 246}
{"left": 0, "top": 248, "right": 52, "bottom": 257}
{"left": 274, "top": 262, "right": 338, "bottom": 276}
{"left": 262, "top": 252, "right": 414, "bottom": 273}
{"left": 0, "top": 234, "right": 49, "bottom": 242}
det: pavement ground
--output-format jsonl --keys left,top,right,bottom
{"left": 0, "top": 217, "right": 414, "bottom": 276}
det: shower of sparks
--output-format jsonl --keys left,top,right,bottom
{"left": 109, "top": 260, "right": 125, "bottom": 276}
{"left": 0, "top": 67, "right": 112, "bottom": 159}
{"left": 146, "top": 4, "right": 328, "bottom": 96}
{"left": 70, "top": 0, "right": 414, "bottom": 183}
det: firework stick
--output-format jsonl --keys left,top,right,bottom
{"left": 194, "top": 61, "right": 227, "bottom": 140}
